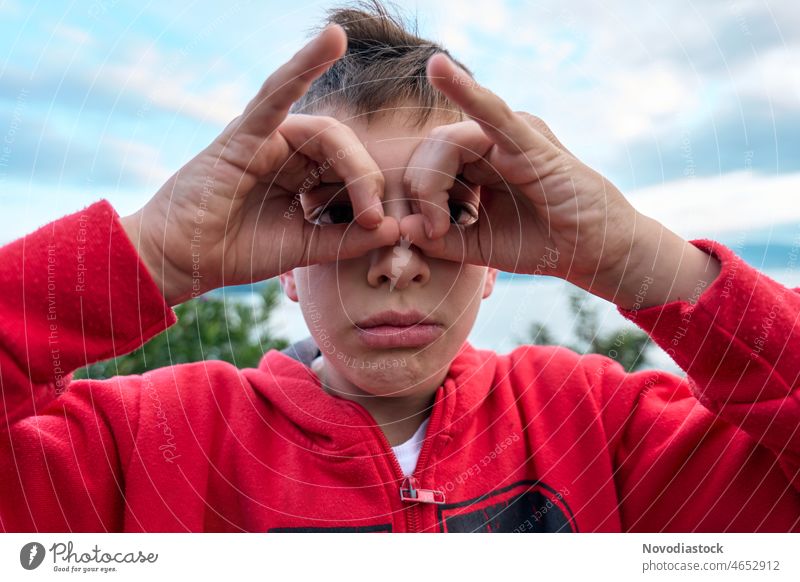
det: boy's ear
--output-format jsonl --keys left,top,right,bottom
{"left": 279, "top": 271, "right": 299, "bottom": 302}
{"left": 482, "top": 268, "right": 499, "bottom": 299}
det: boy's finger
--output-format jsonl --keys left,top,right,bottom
{"left": 237, "top": 25, "right": 347, "bottom": 137}
{"left": 399, "top": 214, "right": 486, "bottom": 266}
{"left": 279, "top": 114, "right": 385, "bottom": 228}
{"left": 426, "top": 53, "right": 555, "bottom": 157}
{"left": 404, "top": 120, "right": 492, "bottom": 239}
{"left": 301, "top": 218, "right": 401, "bottom": 266}
{"left": 516, "top": 111, "right": 575, "bottom": 157}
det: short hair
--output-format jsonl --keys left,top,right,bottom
{"left": 290, "top": 0, "right": 473, "bottom": 126}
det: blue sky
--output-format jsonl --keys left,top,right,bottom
{"left": 1, "top": 0, "right": 798, "bottom": 251}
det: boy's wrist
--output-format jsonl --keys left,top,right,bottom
{"left": 608, "top": 218, "right": 721, "bottom": 310}
{"left": 119, "top": 211, "right": 187, "bottom": 306}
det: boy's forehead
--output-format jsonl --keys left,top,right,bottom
{"left": 327, "top": 108, "right": 459, "bottom": 177}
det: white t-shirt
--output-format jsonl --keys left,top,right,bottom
{"left": 391, "top": 417, "right": 430, "bottom": 476}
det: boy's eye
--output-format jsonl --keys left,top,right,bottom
{"left": 309, "top": 202, "right": 354, "bottom": 226}
{"left": 448, "top": 200, "right": 479, "bottom": 226}
{"left": 308, "top": 199, "right": 476, "bottom": 226}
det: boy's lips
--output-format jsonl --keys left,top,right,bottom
{"left": 355, "top": 310, "right": 443, "bottom": 348}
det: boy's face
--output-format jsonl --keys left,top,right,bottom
{"left": 280, "top": 108, "right": 497, "bottom": 398}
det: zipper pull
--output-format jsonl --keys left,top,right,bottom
{"left": 399, "top": 476, "right": 446, "bottom": 504}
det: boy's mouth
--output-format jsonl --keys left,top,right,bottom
{"left": 355, "top": 310, "right": 443, "bottom": 349}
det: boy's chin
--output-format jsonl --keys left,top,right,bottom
{"left": 333, "top": 354, "right": 448, "bottom": 397}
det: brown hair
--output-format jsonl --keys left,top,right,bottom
{"left": 290, "top": 0, "right": 472, "bottom": 125}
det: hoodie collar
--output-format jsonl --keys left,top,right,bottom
{"left": 252, "top": 340, "right": 497, "bottom": 451}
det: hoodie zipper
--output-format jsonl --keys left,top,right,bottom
{"left": 346, "top": 390, "right": 446, "bottom": 533}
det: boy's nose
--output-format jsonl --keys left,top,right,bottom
{"left": 366, "top": 238, "right": 430, "bottom": 290}
{"left": 380, "top": 187, "right": 414, "bottom": 222}
{"left": 364, "top": 181, "right": 431, "bottom": 290}
{"left": 362, "top": 173, "right": 431, "bottom": 290}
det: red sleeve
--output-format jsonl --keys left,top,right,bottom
{"left": 586, "top": 239, "right": 800, "bottom": 531}
{"left": 0, "top": 200, "right": 176, "bottom": 531}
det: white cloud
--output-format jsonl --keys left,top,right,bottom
{"left": 0, "top": 0, "right": 22, "bottom": 16}
{"left": 98, "top": 44, "right": 250, "bottom": 126}
{"left": 627, "top": 170, "right": 800, "bottom": 241}
{"left": 420, "top": 0, "right": 798, "bottom": 163}
{"left": 602, "top": 62, "right": 703, "bottom": 141}
{"left": 50, "top": 23, "right": 92, "bottom": 47}
{"left": 733, "top": 44, "right": 800, "bottom": 112}
{"left": 99, "top": 136, "right": 172, "bottom": 188}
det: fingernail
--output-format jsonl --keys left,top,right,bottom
{"left": 308, "top": 26, "right": 326, "bottom": 46}
{"left": 424, "top": 217, "right": 434, "bottom": 239}
{"left": 309, "top": 24, "right": 336, "bottom": 49}
{"left": 368, "top": 206, "right": 383, "bottom": 229}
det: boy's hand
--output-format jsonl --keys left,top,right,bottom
{"left": 120, "top": 25, "right": 397, "bottom": 306}
{"left": 400, "top": 53, "right": 720, "bottom": 309}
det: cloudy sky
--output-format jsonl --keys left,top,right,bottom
{"left": 1, "top": 0, "right": 798, "bottom": 251}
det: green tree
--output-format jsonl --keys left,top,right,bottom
{"left": 523, "top": 287, "right": 652, "bottom": 372}
{"left": 75, "top": 281, "right": 288, "bottom": 379}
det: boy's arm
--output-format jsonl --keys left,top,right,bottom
{"left": 589, "top": 239, "right": 800, "bottom": 531}
{"left": 0, "top": 200, "right": 176, "bottom": 531}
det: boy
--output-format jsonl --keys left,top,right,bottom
{"left": 1, "top": 3, "right": 798, "bottom": 532}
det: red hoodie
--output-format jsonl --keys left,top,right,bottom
{"left": 0, "top": 200, "right": 798, "bottom": 533}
